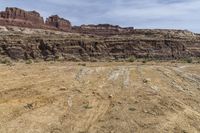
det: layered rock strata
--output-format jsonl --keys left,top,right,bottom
{"left": 72, "top": 24, "right": 134, "bottom": 36}
{"left": 0, "top": 26, "right": 199, "bottom": 61}
{"left": 0, "top": 7, "right": 44, "bottom": 28}
{"left": 0, "top": 7, "right": 72, "bottom": 31}
{"left": 46, "top": 15, "right": 71, "bottom": 31}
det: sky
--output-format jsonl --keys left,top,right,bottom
{"left": 0, "top": 0, "right": 200, "bottom": 33}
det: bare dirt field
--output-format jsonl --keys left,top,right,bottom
{"left": 0, "top": 62, "right": 200, "bottom": 133}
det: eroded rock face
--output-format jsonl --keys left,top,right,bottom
{"left": 0, "top": 26, "right": 199, "bottom": 61}
{"left": 72, "top": 24, "right": 134, "bottom": 36}
{"left": 46, "top": 15, "right": 71, "bottom": 31}
{"left": 0, "top": 7, "right": 72, "bottom": 31}
{"left": 0, "top": 7, "right": 44, "bottom": 28}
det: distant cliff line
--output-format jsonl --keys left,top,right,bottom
{"left": 0, "top": 7, "right": 135, "bottom": 36}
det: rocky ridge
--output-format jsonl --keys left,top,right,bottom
{"left": 0, "top": 26, "right": 199, "bottom": 61}
{"left": 72, "top": 24, "right": 134, "bottom": 36}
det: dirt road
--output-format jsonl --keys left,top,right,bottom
{"left": 0, "top": 62, "right": 200, "bottom": 133}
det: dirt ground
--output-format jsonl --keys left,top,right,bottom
{"left": 0, "top": 62, "right": 200, "bottom": 133}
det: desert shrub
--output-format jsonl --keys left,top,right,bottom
{"left": 127, "top": 56, "right": 136, "bottom": 62}
{"left": 129, "top": 107, "right": 136, "bottom": 111}
{"left": 0, "top": 58, "right": 13, "bottom": 66}
{"left": 34, "top": 59, "right": 40, "bottom": 63}
{"left": 185, "top": 58, "right": 193, "bottom": 63}
{"left": 54, "top": 54, "right": 65, "bottom": 62}
{"left": 143, "top": 79, "right": 148, "bottom": 83}
{"left": 171, "top": 60, "right": 176, "bottom": 63}
{"left": 83, "top": 104, "right": 92, "bottom": 109}
{"left": 25, "top": 59, "right": 33, "bottom": 64}
{"left": 78, "top": 63, "right": 86, "bottom": 66}
{"left": 0, "top": 59, "right": 8, "bottom": 64}
{"left": 142, "top": 59, "right": 147, "bottom": 64}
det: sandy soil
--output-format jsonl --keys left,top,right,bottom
{"left": 0, "top": 62, "right": 200, "bottom": 133}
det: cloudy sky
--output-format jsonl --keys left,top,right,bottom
{"left": 1, "top": 0, "right": 200, "bottom": 32}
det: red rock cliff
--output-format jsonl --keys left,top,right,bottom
{"left": 46, "top": 15, "right": 71, "bottom": 31}
{"left": 0, "top": 7, "right": 72, "bottom": 32}
{"left": 0, "top": 7, "right": 44, "bottom": 28}
{"left": 0, "top": 7, "right": 135, "bottom": 35}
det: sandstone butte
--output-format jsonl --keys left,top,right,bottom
{"left": 0, "top": 7, "right": 199, "bottom": 61}
{"left": 0, "top": 7, "right": 71, "bottom": 31}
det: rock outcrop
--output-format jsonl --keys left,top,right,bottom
{"left": 0, "top": 7, "right": 134, "bottom": 35}
{"left": 46, "top": 15, "right": 71, "bottom": 32}
{"left": 0, "top": 7, "right": 44, "bottom": 28}
{"left": 72, "top": 24, "right": 134, "bottom": 36}
{"left": 0, "top": 26, "right": 199, "bottom": 61}
{"left": 0, "top": 7, "right": 72, "bottom": 31}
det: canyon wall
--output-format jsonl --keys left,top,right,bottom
{"left": 0, "top": 27, "right": 199, "bottom": 61}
